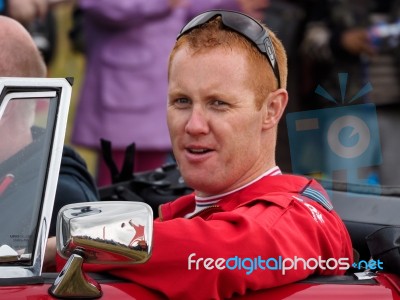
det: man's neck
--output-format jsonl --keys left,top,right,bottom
{"left": 195, "top": 166, "right": 281, "bottom": 200}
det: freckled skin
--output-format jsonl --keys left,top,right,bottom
{"left": 167, "top": 46, "right": 284, "bottom": 197}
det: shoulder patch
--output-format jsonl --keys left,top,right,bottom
{"left": 301, "top": 186, "right": 333, "bottom": 211}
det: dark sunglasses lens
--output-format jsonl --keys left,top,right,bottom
{"left": 180, "top": 11, "right": 264, "bottom": 42}
{"left": 180, "top": 12, "right": 217, "bottom": 35}
{"left": 222, "top": 13, "right": 264, "bottom": 41}
{"left": 178, "top": 10, "right": 280, "bottom": 87}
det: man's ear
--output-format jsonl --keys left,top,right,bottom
{"left": 262, "top": 88, "right": 288, "bottom": 130}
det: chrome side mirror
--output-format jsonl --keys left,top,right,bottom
{"left": 50, "top": 201, "right": 153, "bottom": 298}
{"left": 56, "top": 201, "right": 153, "bottom": 264}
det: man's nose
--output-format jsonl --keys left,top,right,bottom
{"left": 185, "top": 107, "right": 210, "bottom": 135}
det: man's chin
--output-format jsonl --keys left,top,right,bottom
{"left": 182, "top": 173, "right": 212, "bottom": 192}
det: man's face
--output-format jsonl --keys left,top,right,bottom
{"left": 168, "top": 46, "right": 272, "bottom": 196}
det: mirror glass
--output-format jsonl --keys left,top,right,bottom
{"left": 57, "top": 201, "right": 153, "bottom": 264}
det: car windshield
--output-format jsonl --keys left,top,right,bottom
{"left": 0, "top": 96, "right": 55, "bottom": 263}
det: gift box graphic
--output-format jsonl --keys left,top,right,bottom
{"left": 286, "top": 74, "right": 382, "bottom": 183}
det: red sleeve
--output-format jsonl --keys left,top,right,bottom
{"left": 106, "top": 199, "right": 353, "bottom": 299}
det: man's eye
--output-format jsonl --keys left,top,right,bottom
{"left": 176, "top": 98, "right": 189, "bottom": 104}
{"left": 212, "top": 100, "right": 228, "bottom": 107}
{"left": 172, "top": 98, "right": 191, "bottom": 107}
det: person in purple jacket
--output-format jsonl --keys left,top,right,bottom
{"left": 71, "top": 0, "right": 270, "bottom": 186}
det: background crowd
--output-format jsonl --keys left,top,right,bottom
{"left": 2, "top": 0, "right": 399, "bottom": 187}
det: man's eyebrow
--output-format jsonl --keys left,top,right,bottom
{"left": 168, "top": 89, "right": 187, "bottom": 97}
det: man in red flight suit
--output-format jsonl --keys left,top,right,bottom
{"left": 86, "top": 10, "right": 353, "bottom": 299}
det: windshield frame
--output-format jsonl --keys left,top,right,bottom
{"left": 0, "top": 77, "right": 71, "bottom": 279}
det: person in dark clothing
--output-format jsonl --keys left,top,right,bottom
{"left": 51, "top": 146, "right": 99, "bottom": 236}
{"left": 0, "top": 125, "right": 49, "bottom": 252}
{"left": 0, "top": 125, "right": 99, "bottom": 246}
{"left": 0, "top": 15, "right": 99, "bottom": 269}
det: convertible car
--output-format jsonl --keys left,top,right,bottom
{"left": 0, "top": 77, "right": 399, "bottom": 299}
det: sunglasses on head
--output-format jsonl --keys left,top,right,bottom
{"left": 177, "top": 10, "right": 281, "bottom": 89}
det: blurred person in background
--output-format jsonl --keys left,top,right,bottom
{"left": 0, "top": 0, "right": 57, "bottom": 65}
{"left": 0, "top": 15, "right": 99, "bottom": 270}
{"left": 0, "top": 0, "right": 48, "bottom": 24}
{"left": 299, "top": 0, "right": 400, "bottom": 185}
{"left": 71, "top": 0, "right": 270, "bottom": 186}
{"left": 261, "top": 0, "right": 319, "bottom": 173}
